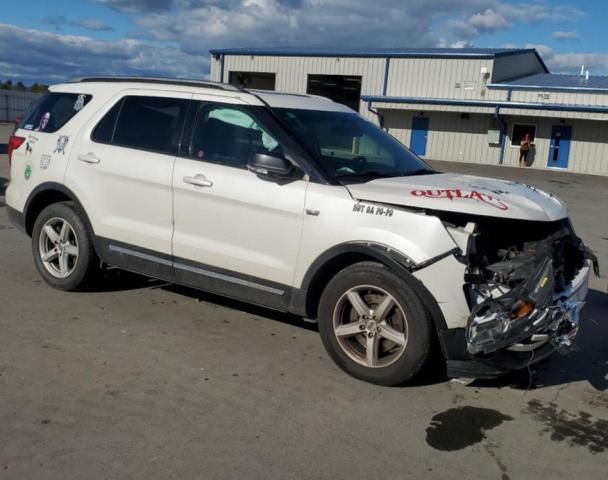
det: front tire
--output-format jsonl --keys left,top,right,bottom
{"left": 318, "top": 262, "right": 433, "bottom": 386}
{"left": 31, "top": 202, "right": 100, "bottom": 291}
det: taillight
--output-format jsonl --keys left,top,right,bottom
{"left": 8, "top": 135, "right": 25, "bottom": 166}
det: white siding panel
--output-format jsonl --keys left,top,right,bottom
{"left": 386, "top": 58, "right": 493, "bottom": 100}
{"left": 209, "top": 55, "right": 219, "bottom": 81}
{"left": 511, "top": 90, "right": 608, "bottom": 107}
{"left": 383, "top": 111, "right": 499, "bottom": 165}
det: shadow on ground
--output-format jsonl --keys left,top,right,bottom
{"left": 83, "top": 267, "right": 608, "bottom": 390}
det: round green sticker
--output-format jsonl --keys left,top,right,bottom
{"left": 24, "top": 164, "right": 32, "bottom": 180}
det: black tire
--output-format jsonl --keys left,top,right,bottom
{"left": 31, "top": 201, "right": 100, "bottom": 291}
{"left": 318, "top": 261, "right": 433, "bottom": 386}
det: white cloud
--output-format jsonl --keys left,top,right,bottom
{"left": 524, "top": 43, "right": 608, "bottom": 74}
{"left": 2, "top": 1, "right": 602, "bottom": 82}
{"left": 0, "top": 22, "right": 207, "bottom": 83}
{"left": 444, "top": 1, "right": 585, "bottom": 42}
{"left": 552, "top": 30, "right": 579, "bottom": 41}
{"left": 468, "top": 9, "right": 509, "bottom": 31}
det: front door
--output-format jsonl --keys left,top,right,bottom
{"left": 410, "top": 116, "right": 429, "bottom": 156}
{"left": 171, "top": 96, "right": 307, "bottom": 309}
{"left": 548, "top": 125, "right": 572, "bottom": 169}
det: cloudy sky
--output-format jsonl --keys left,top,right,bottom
{"left": 1, "top": 0, "right": 606, "bottom": 84}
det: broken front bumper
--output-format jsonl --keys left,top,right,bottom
{"left": 442, "top": 261, "right": 592, "bottom": 378}
{"left": 466, "top": 260, "right": 591, "bottom": 356}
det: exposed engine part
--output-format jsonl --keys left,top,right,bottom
{"left": 439, "top": 213, "right": 599, "bottom": 357}
{"left": 466, "top": 257, "right": 555, "bottom": 354}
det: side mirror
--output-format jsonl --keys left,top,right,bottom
{"left": 248, "top": 152, "right": 294, "bottom": 178}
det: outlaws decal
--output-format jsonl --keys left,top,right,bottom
{"left": 54, "top": 135, "right": 69, "bottom": 154}
{"left": 411, "top": 189, "right": 508, "bottom": 210}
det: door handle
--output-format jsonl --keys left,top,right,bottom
{"left": 183, "top": 174, "right": 213, "bottom": 188}
{"left": 78, "top": 153, "right": 101, "bottom": 164}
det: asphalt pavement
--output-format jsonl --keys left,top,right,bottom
{"left": 1, "top": 156, "right": 607, "bottom": 480}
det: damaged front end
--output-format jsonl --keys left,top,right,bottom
{"left": 444, "top": 214, "right": 599, "bottom": 363}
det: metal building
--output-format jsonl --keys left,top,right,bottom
{"left": 209, "top": 47, "right": 608, "bottom": 176}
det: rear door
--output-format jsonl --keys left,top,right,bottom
{"left": 172, "top": 95, "right": 307, "bottom": 308}
{"left": 65, "top": 90, "right": 191, "bottom": 277}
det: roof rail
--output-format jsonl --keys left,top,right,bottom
{"left": 67, "top": 75, "right": 242, "bottom": 92}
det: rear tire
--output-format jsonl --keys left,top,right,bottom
{"left": 318, "top": 261, "right": 433, "bottom": 386}
{"left": 31, "top": 202, "right": 100, "bottom": 291}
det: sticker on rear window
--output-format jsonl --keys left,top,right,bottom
{"left": 74, "top": 94, "right": 86, "bottom": 111}
{"left": 35, "top": 112, "right": 51, "bottom": 132}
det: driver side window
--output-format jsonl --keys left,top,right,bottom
{"left": 190, "top": 104, "right": 280, "bottom": 169}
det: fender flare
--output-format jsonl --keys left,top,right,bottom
{"left": 23, "top": 182, "right": 96, "bottom": 241}
{"left": 291, "top": 241, "right": 449, "bottom": 332}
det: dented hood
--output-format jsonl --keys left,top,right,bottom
{"left": 345, "top": 173, "right": 567, "bottom": 221}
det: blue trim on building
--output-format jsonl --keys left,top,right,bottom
{"left": 209, "top": 47, "right": 537, "bottom": 60}
{"left": 382, "top": 57, "right": 390, "bottom": 96}
{"left": 0, "top": 144, "right": 7, "bottom": 155}
{"left": 361, "top": 95, "right": 608, "bottom": 114}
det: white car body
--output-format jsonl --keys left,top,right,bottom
{"left": 6, "top": 77, "right": 595, "bottom": 380}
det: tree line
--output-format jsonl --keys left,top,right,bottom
{"left": 1, "top": 80, "right": 49, "bottom": 93}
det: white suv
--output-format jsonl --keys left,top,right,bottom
{"left": 5, "top": 76, "right": 598, "bottom": 385}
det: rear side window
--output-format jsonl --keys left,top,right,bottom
{"left": 91, "top": 99, "right": 123, "bottom": 144}
{"left": 92, "top": 96, "right": 189, "bottom": 155}
{"left": 21, "top": 93, "right": 92, "bottom": 133}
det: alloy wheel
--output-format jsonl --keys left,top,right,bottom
{"left": 38, "top": 217, "right": 79, "bottom": 279}
{"left": 332, "top": 285, "right": 408, "bottom": 368}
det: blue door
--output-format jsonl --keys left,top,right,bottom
{"left": 410, "top": 117, "right": 429, "bottom": 156}
{"left": 548, "top": 125, "right": 572, "bottom": 169}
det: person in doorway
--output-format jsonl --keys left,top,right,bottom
{"left": 519, "top": 133, "right": 531, "bottom": 166}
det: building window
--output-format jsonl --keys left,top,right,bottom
{"left": 306, "top": 75, "right": 362, "bottom": 112}
{"left": 228, "top": 71, "right": 276, "bottom": 90}
{"left": 511, "top": 124, "right": 536, "bottom": 146}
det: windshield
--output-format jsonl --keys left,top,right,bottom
{"left": 272, "top": 108, "right": 435, "bottom": 182}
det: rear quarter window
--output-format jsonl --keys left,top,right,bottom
{"left": 20, "top": 92, "right": 92, "bottom": 133}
